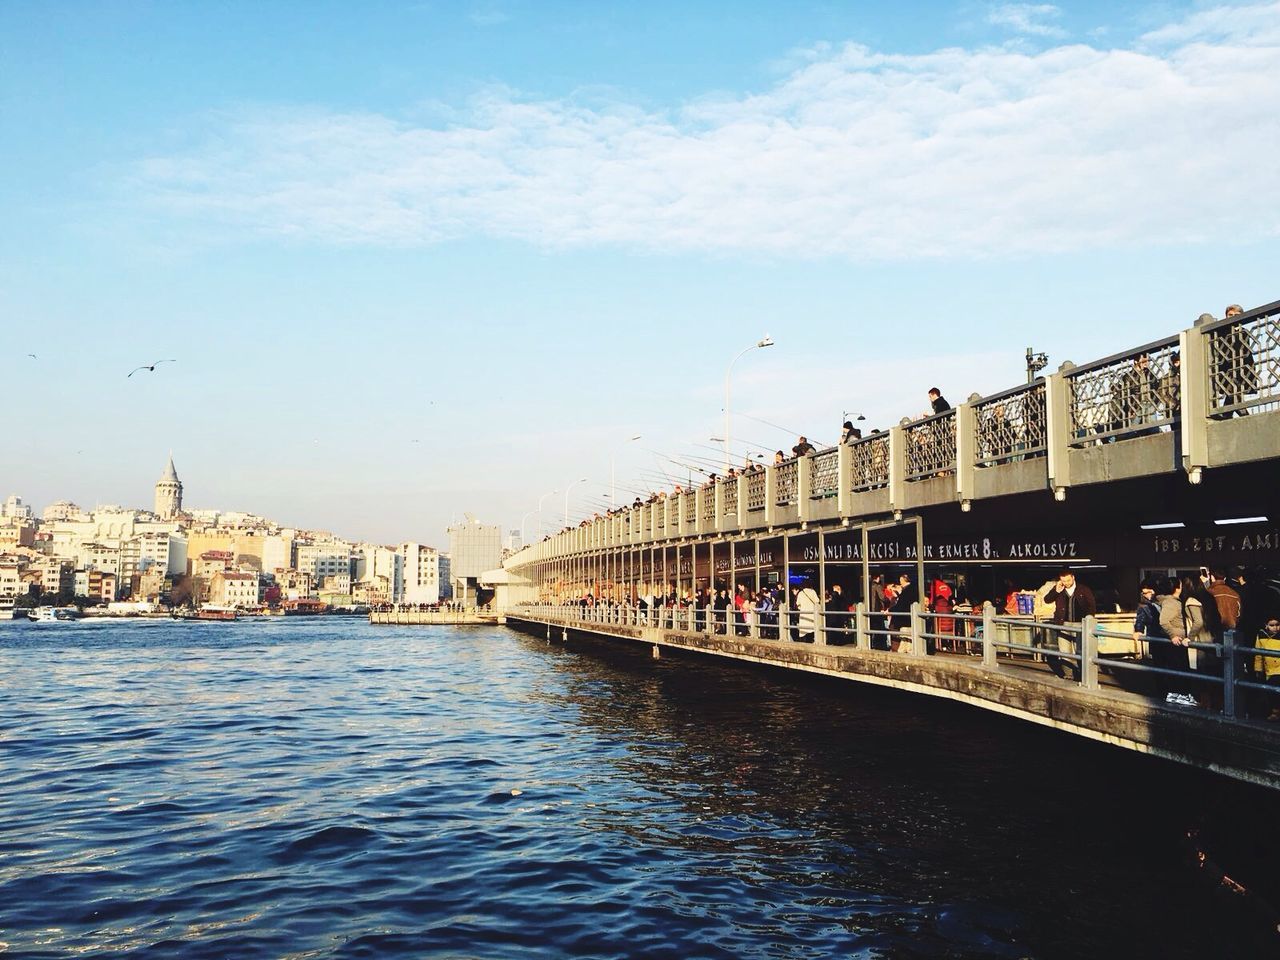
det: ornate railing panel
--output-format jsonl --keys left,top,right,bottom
{"left": 722, "top": 479, "right": 739, "bottom": 517}
{"left": 682, "top": 491, "right": 697, "bottom": 524}
{"left": 701, "top": 487, "right": 716, "bottom": 522}
{"left": 745, "top": 470, "right": 766, "bottom": 512}
{"left": 849, "top": 434, "right": 889, "bottom": 492}
{"left": 1207, "top": 303, "right": 1280, "bottom": 416}
{"left": 775, "top": 459, "right": 798, "bottom": 505}
{"left": 809, "top": 449, "right": 838, "bottom": 499}
{"left": 1066, "top": 337, "right": 1180, "bottom": 444}
{"left": 905, "top": 411, "right": 957, "bottom": 481}
{"left": 975, "top": 382, "right": 1048, "bottom": 466}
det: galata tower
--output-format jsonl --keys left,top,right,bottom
{"left": 154, "top": 454, "right": 183, "bottom": 519}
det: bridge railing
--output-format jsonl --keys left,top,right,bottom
{"left": 1064, "top": 335, "right": 1181, "bottom": 445}
{"left": 745, "top": 470, "right": 767, "bottom": 513}
{"left": 775, "top": 459, "right": 798, "bottom": 506}
{"left": 520, "top": 300, "right": 1278, "bottom": 562}
{"left": 974, "top": 381, "right": 1047, "bottom": 466}
{"left": 1204, "top": 300, "right": 1280, "bottom": 417}
{"left": 903, "top": 409, "right": 957, "bottom": 481}
{"left": 809, "top": 449, "right": 839, "bottom": 500}
{"left": 849, "top": 433, "right": 891, "bottom": 492}
{"left": 512, "top": 603, "right": 1280, "bottom": 720}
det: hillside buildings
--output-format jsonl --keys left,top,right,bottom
{"left": 0, "top": 456, "right": 460, "bottom": 610}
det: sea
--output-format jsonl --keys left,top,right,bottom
{"left": 1, "top": 617, "right": 1276, "bottom": 958}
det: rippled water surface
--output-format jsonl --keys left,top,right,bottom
{"left": 1, "top": 617, "right": 1277, "bottom": 958}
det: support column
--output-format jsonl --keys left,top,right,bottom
{"left": 1045, "top": 364, "right": 1074, "bottom": 502}
{"left": 1180, "top": 324, "right": 1211, "bottom": 484}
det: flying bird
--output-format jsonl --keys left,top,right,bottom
{"left": 26, "top": 353, "right": 37, "bottom": 359}
{"left": 128, "top": 359, "right": 177, "bottom": 378}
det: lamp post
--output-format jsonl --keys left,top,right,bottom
{"left": 611, "top": 434, "right": 642, "bottom": 506}
{"left": 564, "top": 477, "right": 588, "bottom": 527}
{"left": 536, "top": 489, "right": 557, "bottom": 538}
{"left": 519, "top": 509, "right": 536, "bottom": 547}
{"left": 725, "top": 336, "right": 774, "bottom": 470}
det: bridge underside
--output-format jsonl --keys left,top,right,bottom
{"left": 506, "top": 612, "right": 1280, "bottom": 791}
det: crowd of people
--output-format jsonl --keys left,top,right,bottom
{"left": 549, "top": 561, "right": 1280, "bottom": 716}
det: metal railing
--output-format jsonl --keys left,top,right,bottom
{"left": 1065, "top": 336, "right": 1181, "bottom": 444}
{"left": 850, "top": 433, "right": 890, "bottom": 492}
{"left": 682, "top": 490, "right": 697, "bottom": 525}
{"left": 775, "top": 459, "right": 798, "bottom": 506}
{"left": 700, "top": 487, "right": 716, "bottom": 522}
{"left": 745, "top": 470, "right": 767, "bottom": 512}
{"left": 904, "top": 410, "right": 957, "bottom": 481}
{"left": 974, "top": 381, "right": 1047, "bottom": 466}
{"left": 1205, "top": 301, "right": 1280, "bottom": 417}
{"left": 809, "top": 449, "right": 839, "bottom": 499}
{"left": 511, "top": 603, "right": 1280, "bottom": 722}
{"left": 722, "top": 479, "right": 739, "bottom": 518}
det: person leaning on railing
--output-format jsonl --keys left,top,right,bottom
{"left": 1252, "top": 617, "right": 1280, "bottom": 722}
{"left": 1041, "top": 569, "right": 1096, "bottom": 681}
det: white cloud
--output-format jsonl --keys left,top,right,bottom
{"left": 986, "top": 3, "right": 1067, "bottom": 38}
{"left": 130, "top": 3, "right": 1280, "bottom": 260}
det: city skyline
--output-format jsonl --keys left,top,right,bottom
{"left": 4, "top": 1, "right": 1278, "bottom": 545}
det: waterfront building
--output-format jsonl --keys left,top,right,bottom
{"left": 354, "top": 545, "right": 403, "bottom": 602}
{"left": 438, "top": 554, "right": 452, "bottom": 599}
{"left": 33, "top": 557, "right": 74, "bottom": 597}
{"left": 398, "top": 542, "right": 441, "bottom": 605}
{"left": 298, "top": 541, "right": 355, "bottom": 583}
{"left": 447, "top": 517, "right": 502, "bottom": 606}
{"left": 0, "top": 560, "right": 24, "bottom": 600}
{"left": 153, "top": 456, "right": 183, "bottom": 520}
{"left": 261, "top": 533, "right": 296, "bottom": 574}
{"left": 210, "top": 570, "right": 259, "bottom": 608}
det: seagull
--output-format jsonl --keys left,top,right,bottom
{"left": 128, "top": 359, "right": 177, "bottom": 378}
{"left": 26, "top": 353, "right": 37, "bottom": 359}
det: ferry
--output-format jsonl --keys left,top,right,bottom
{"left": 32, "top": 606, "right": 79, "bottom": 623}
{"left": 196, "top": 605, "right": 238, "bottom": 621}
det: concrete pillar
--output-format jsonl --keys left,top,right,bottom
{"left": 736, "top": 474, "right": 748, "bottom": 528}
{"left": 910, "top": 601, "right": 926, "bottom": 656}
{"left": 1180, "top": 325, "right": 1211, "bottom": 484}
{"left": 797, "top": 455, "right": 812, "bottom": 523}
{"left": 764, "top": 465, "right": 777, "bottom": 526}
{"left": 888, "top": 425, "right": 906, "bottom": 517}
{"left": 982, "top": 601, "right": 997, "bottom": 667}
{"left": 837, "top": 443, "right": 853, "bottom": 517}
{"left": 1045, "top": 364, "right": 1074, "bottom": 501}
{"left": 955, "top": 398, "right": 978, "bottom": 510}
{"left": 1080, "top": 614, "right": 1099, "bottom": 690}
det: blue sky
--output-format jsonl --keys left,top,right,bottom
{"left": 3, "top": 1, "right": 1278, "bottom": 546}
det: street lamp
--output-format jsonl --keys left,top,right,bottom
{"left": 611, "top": 435, "right": 642, "bottom": 506}
{"left": 519, "top": 509, "right": 536, "bottom": 547}
{"left": 725, "top": 336, "right": 774, "bottom": 470}
{"left": 536, "top": 489, "right": 557, "bottom": 537}
{"left": 564, "top": 477, "right": 588, "bottom": 527}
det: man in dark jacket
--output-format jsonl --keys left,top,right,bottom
{"left": 928, "top": 388, "right": 951, "bottom": 414}
{"left": 1041, "top": 569, "right": 1097, "bottom": 680}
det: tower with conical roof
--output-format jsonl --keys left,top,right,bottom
{"left": 154, "top": 454, "right": 183, "bottom": 519}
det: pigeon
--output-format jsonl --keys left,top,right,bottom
{"left": 128, "top": 359, "right": 177, "bottom": 378}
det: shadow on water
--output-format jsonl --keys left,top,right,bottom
{"left": 516, "top": 626, "right": 1280, "bottom": 959}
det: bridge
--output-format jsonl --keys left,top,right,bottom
{"left": 498, "top": 301, "right": 1280, "bottom": 788}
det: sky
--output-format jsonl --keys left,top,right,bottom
{"left": 2, "top": 1, "right": 1278, "bottom": 546}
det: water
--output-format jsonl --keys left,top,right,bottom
{"left": 1, "top": 617, "right": 1276, "bottom": 958}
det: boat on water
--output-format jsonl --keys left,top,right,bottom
{"left": 0, "top": 606, "right": 30, "bottom": 621}
{"left": 173, "top": 606, "right": 239, "bottom": 622}
{"left": 32, "top": 606, "right": 80, "bottom": 623}
{"left": 196, "top": 605, "right": 238, "bottom": 621}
